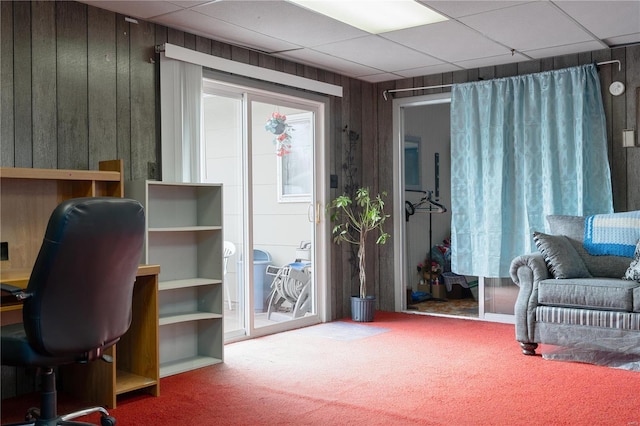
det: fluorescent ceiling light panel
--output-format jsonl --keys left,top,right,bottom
{"left": 289, "top": 0, "right": 448, "bottom": 34}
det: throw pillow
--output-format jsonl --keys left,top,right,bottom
{"left": 533, "top": 231, "right": 592, "bottom": 279}
{"left": 546, "top": 215, "right": 631, "bottom": 277}
{"left": 623, "top": 240, "right": 640, "bottom": 282}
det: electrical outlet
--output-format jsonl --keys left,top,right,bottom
{"left": 148, "top": 162, "right": 157, "bottom": 179}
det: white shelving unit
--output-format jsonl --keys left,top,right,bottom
{"left": 127, "top": 181, "right": 223, "bottom": 378}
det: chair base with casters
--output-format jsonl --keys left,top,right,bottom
{"left": 2, "top": 366, "right": 115, "bottom": 426}
{"left": 1, "top": 298, "right": 118, "bottom": 426}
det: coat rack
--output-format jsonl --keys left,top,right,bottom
{"left": 405, "top": 153, "right": 447, "bottom": 296}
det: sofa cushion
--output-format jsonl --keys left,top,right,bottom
{"left": 538, "top": 278, "right": 640, "bottom": 312}
{"left": 533, "top": 232, "right": 591, "bottom": 279}
{"left": 546, "top": 214, "right": 584, "bottom": 240}
{"left": 623, "top": 240, "right": 640, "bottom": 282}
{"left": 546, "top": 215, "right": 631, "bottom": 277}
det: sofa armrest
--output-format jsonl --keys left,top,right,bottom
{"left": 510, "top": 253, "right": 550, "bottom": 286}
{"left": 510, "top": 254, "right": 550, "bottom": 344}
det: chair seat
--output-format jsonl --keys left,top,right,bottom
{"left": 1, "top": 323, "right": 82, "bottom": 368}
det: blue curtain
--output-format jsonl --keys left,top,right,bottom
{"left": 450, "top": 64, "right": 613, "bottom": 277}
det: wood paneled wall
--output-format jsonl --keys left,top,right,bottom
{"left": 0, "top": 1, "right": 156, "bottom": 180}
{"left": 1, "top": 1, "right": 639, "bottom": 322}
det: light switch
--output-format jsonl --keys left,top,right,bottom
{"left": 623, "top": 129, "right": 636, "bottom": 148}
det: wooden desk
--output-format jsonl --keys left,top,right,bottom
{"left": 1, "top": 160, "right": 125, "bottom": 322}
{"left": 0, "top": 161, "right": 123, "bottom": 274}
{"left": 0, "top": 162, "right": 159, "bottom": 407}
{"left": 0, "top": 270, "right": 30, "bottom": 325}
{"left": 1, "top": 265, "right": 160, "bottom": 408}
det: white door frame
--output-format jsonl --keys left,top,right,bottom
{"left": 392, "top": 92, "right": 452, "bottom": 312}
{"left": 392, "top": 92, "right": 517, "bottom": 324}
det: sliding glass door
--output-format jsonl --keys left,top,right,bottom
{"left": 202, "top": 80, "right": 325, "bottom": 341}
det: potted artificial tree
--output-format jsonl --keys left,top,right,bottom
{"left": 328, "top": 187, "right": 390, "bottom": 322}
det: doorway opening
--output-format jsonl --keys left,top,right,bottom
{"left": 392, "top": 93, "right": 479, "bottom": 319}
{"left": 393, "top": 93, "right": 517, "bottom": 322}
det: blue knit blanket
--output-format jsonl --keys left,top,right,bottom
{"left": 584, "top": 211, "right": 640, "bottom": 257}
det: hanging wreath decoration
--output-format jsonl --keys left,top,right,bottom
{"left": 265, "top": 112, "right": 294, "bottom": 156}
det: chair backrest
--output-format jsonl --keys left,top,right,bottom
{"left": 223, "top": 241, "right": 236, "bottom": 275}
{"left": 23, "top": 197, "right": 145, "bottom": 358}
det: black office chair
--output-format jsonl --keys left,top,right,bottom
{"left": 1, "top": 197, "right": 145, "bottom": 426}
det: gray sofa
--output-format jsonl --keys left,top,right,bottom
{"left": 510, "top": 214, "right": 640, "bottom": 356}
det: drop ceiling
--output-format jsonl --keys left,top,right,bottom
{"left": 80, "top": 0, "right": 640, "bottom": 83}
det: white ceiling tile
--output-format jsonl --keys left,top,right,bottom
{"left": 554, "top": 1, "right": 640, "bottom": 39}
{"left": 193, "top": 1, "right": 368, "bottom": 47}
{"left": 76, "top": 0, "right": 636, "bottom": 83}
{"left": 153, "top": 10, "right": 299, "bottom": 53}
{"left": 523, "top": 40, "right": 610, "bottom": 59}
{"left": 314, "top": 36, "right": 443, "bottom": 72}
{"left": 422, "top": 0, "right": 529, "bottom": 18}
{"left": 605, "top": 33, "right": 640, "bottom": 47}
{"left": 359, "top": 73, "right": 404, "bottom": 83}
{"left": 382, "top": 20, "right": 511, "bottom": 62}
{"left": 459, "top": 2, "right": 597, "bottom": 51}
{"left": 82, "top": 1, "right": 183, "bottom": 19}
{"left": 276, "top": 49, "right": 382, "bottom": 78}
{"left": 395, "top": 63, "right": 464, "bottom": 78}
{"left": 453, "top": 51, "right": 528, "bottom": 69}
{"left": 167, "top": 1, "right": 210, "bottom": 8}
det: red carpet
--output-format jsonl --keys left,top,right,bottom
{"left": 3, "top": 312, "right": 639, "bottom": 425}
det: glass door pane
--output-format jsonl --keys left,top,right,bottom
{"left": 201, "top": 90, "right": 246, "bottom": 339}
{"left": 250, "top": 99, "right": 316, "bottom": 329}
{"left": 483, "top": 277, "right": 518, "bottom": 316}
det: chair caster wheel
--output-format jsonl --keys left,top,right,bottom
{"left": 25, "top": 407, "right": 40, "bottom": 421}
{"left": 100, "top": 415, "right": 117, "bottom": 426}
